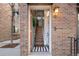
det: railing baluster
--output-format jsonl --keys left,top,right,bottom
{"left": 68, "top": 37, "right": 72, "bottom": 56}
{"left": 74, "top": 38, "right": 76, "bottom": 56}
{"left": 68, "top": 37, "right": 78, "bottom": 56}
{"left": 76, "top": 38, "right": 78, "bottom": 56}
{"left": 74, "top": 38, "right": 78, "bottom": 56}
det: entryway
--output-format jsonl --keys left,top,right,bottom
{"left": 31, "top": 10, "right": 49, "bottom": 52}
{"left": 28, "top": 4, "right": 52, "bottom": 55}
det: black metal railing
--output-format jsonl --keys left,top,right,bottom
{"left": 74, "top": 38, "right": 78, "bottom": 56}
{"left": 68, "top": 37, "right": 78, "bottom": 56}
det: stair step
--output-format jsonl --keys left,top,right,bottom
{"left": 35, "top": 39, "right": 43, "bottom": 40}
{"left": 32, "top": 46, "right": 49, "bottom": 52}
{"left": 35, "top": 43, "right": 43, "bottom": 44}
{"left": 35, "top": 40, "right": 43, "bottom": 41}
{"left": 35, "top": 41, "right": 43, "bottom": 42}
{"left": 35, "top": 27, "right": 43, "bottom": 46}
{"left": 35, "top": 43, "right": 43, "bottom": 45}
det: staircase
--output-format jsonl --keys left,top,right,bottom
{"left": 34, "top": 26, "right": 44, "bottom": 47}
{"left": 32, "top": 46, "right": 49, "bottom": 52}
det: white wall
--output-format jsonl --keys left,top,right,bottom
{"left": 44, "top": 10, "right": 50, "bottom": 46}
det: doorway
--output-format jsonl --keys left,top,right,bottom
{"left": 28, "top": 5, "right": 51, "bottom": 54}
{"left": 32, "top": 10, "right": 44, "bottom": 47}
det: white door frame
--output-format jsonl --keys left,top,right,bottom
{"left": 28, "top": 5, "right": 52, "bottom": 55}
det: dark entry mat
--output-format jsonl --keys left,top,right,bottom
{"left": 0, "top": 43, "right": 19, "bottom": 48}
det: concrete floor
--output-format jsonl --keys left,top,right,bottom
{"left": 0, "top": 46, "right": 20, "bottom": 56}
{"left": 0, "top": 39, "right": 52, "bottom": 56}
{"left": 1, "top": 39, "right": 79, "bottom": 56}
{"left": 29, "top": 52, "right": 52, "bottom": 56}
{"left": 77, "top": 54, "right": 79, "bottom": 56}
{"left": 0, "top": 39, "right": 20, "bottom": 56}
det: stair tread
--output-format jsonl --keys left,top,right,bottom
{"left": 32, "top": 46, "right": 49, "bottom": 52}
{"left": 35, "top": 27, "right": 44, "bottom": 46}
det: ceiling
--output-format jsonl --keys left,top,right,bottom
{"left": 28, "top": 3, "right": 52, "bottom": 5}
{"left": 77, "top": 3, "right": 79, "bottom": 13}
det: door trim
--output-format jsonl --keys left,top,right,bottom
{"left": 28, "top": 4, "right": 52, "bottom": 55}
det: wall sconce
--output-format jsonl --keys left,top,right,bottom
{"left": 53, "top": 7, "right": 60, "bottom": 18}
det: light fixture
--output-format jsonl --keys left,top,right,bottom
{"left": 53, "top": 7, "right": 60, "bottom": 17}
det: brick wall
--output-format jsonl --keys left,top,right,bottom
{"left": 51, "top": 3, "right": 77, "bottom": 56}
{"left": 0, "top": 4, "right": 12, "bottom": 41}
{"left": 19, "top": 3, "right": 77, "bottom": 56}
{"left": 19, "top": 4, "right": 28, "bottom": 56}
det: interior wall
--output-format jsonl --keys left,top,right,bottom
{"left": 44, "top": 10, "right": 50, "bottom": 46}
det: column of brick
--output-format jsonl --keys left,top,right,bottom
{"left": 19, "top": 3, "right": 28, "bottom": 56}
